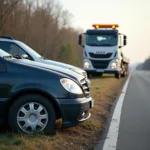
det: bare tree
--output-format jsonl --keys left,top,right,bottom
{"left": 0, "top": 0, "right": 83, "bottom": 67}
{"left": 0, "top": 0, "right": 20, "bottom": 33}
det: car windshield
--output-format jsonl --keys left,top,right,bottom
{"left": 0, "top": 49, "right": 13, "bottom": 59}
{"left": 16, "top": 41, "right": 42, "bottom": 58}
{"left": 86, "top": 34, "right": 118, "bottom": 47}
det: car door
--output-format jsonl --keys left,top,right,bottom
{"left": 0, "top": 58, "right": 14, "bottom": 117}
{"left": 0, "top": 59, "right": 11, "bottom": 99}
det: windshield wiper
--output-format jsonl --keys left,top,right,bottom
{"left": 3, "top": 55, "right": 13, "bottom": 59}
{"left": 87, "top": 43, "right": 100, "bottom": 46}
{"left": 100, "top": 44, "right": 114, "bottom": 46}
{"left": 87, "top": 43, "right": 115, "bottom": 46}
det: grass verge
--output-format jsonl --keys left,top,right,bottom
{"left": 0, "top": 75, "right": 126, "bottom": 150}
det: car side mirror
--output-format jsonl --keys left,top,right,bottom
{"left": 22, "top": 54, "right": 29, "bottom": 59}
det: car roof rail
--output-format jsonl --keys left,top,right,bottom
{"left": 0, "top": 36, "right": 14, "bottom": 40}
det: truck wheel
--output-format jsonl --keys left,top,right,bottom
{"left": 8, "top": 94, "right": 56, "bottom": 134}
{"left": 126, "top": 64, "right": 129, "bottom": 76}
{"left": 99, "top": 73, "right": 103, "bottom": 77}
{"left": 115, "top": 73, "right": 121, "bottom": 79}
{"left": 121, "top": 64, "right": 126, "bottom": 78}
{"left": 121, "top": 71, "right": 126, "bottom": 78}
{"left": 87, "top": 73, "right": 92, "bottom": 78}
{"left": 126, "top": 71, "right": 129, "bottom": 76}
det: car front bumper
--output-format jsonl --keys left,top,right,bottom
{"left": 58, "top": 97, "right": 94, "bottom": 128}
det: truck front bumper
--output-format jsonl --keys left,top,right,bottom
{"left": 86, "top": 69, "right": 120, "bottom": 74}
{"left": 58, "top": 97, "right": 94, "bottom": 128}
{"left": 84, "top": 59, "right": 122, "bottom": 74}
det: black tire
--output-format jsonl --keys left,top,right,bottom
{"left": 126, "top": 64, "right": 129, "bottom": 77}
{"left": 115, "top": 72, "right": 121, "bottom": 79}
{"left": 99, "top": 73, "right": 103, "bottom": 77}
{"left": 87, "top": 73, "right": 92, "bottom": 78}
{"left": 8, "top": 94, "right": 56, "bottom": 134}
{"left": 121, "top": 71, "right": 126, "bottom": 78}
{"left": 122, "top": 64, "right": 129, "bottom": 78}
{"left": 121, "top": 64, "right": 126, "bottom": 78}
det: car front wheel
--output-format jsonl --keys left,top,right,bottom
{"left": 8, "top": 94, "right": 56, "bottom": 134}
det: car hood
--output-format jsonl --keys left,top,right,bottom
{"left": 41, "top": 59, "right": 86, "bottom": 77}
{"left": 11, "top": 59, "right": 85, "bottom": 82}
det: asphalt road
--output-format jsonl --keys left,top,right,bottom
{"left": 116, "top": 71, "right": 150, "bottom": 150}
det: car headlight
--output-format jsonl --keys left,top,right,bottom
{"left": 84, "top": 61, "right": 90, "bottom": 68}
{"left": 60, "top": 78, "right": 83, "bottom": 94}
{"left": 111, "top": 62, "right": 117, "bottom": 69}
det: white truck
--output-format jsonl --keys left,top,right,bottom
{"left": 78, "top": 24, "right": 129, "bottom": 79}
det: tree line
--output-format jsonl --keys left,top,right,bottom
{"left": 0, "top": 0, "right": 83, "bottom": 67}
{"left": 136, "top": 57, "right": 150, "bottom": 70}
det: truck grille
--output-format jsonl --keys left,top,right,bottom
{"left": 80, "top": 78, "right": 90, "bottom": 97}
{"left": 90, "top": 60, "right": 111, "bottom": 69}
{"left": 89, "top": 53, "right": 112, "bottom": 58}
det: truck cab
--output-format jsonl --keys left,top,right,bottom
{"left": 78, "top": 24, "right": 129, "bottom": 78}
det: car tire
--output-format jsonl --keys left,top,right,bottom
{"left": 8, "top": 94, "right": 56, "bottom": 134}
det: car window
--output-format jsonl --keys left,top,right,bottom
{"left": 0, "top": 41, "right": 33, "bottom": 60}
{"left": 0, "top": 60, "right": 6, "bottom": 72}
{"left": 16, "top": 41, "right": 42, "bottom": 58}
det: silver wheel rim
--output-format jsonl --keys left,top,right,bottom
{"left": 17, "top": 102, "right": 48, "bottom": 134}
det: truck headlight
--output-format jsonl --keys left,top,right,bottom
{"left": 111, "top": 62, "right": 117, "bottom": 69}
{"left": 84, "top": 62, "right": 90, "bottom": 68}
{"left": 60, "top": 78, "right": 83, "bottom": 94}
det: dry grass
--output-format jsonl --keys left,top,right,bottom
{"left": 0, "top": 75, "right": 126, "bottom": 150}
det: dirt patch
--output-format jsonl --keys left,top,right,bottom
{"left": 0, "top": 75, "right": 126, "bottom": 150}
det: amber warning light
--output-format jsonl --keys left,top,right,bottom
{"left": 92, "top": 24, "right": 119, "bottom": 29}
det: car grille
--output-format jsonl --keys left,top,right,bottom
{"left": 80, "top": 78, "right": 90, "bottom": 97}
{"left": 89, "top": 53, "right": 112, "bottom": 58}
{"left": 90, "top": 59, "right": 111, "bottom": 69}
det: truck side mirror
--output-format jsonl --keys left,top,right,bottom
{"left": 78, "top": 34, "right": 84, "bottom": 48}
{"left": 78, "top": 34, "right": 82, "bottom": 45}
{"left": 124, "top": 35, "right": 127, "bottom": 40}
{"left": 123, "top": 35, "right": 127, "bottom": 46}
{"left": 124, "top": 40, "right": 127, "bottom": 46}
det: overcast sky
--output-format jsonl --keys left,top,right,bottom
{"left": 60, "top": 0, "right": 150, "bottom": 64}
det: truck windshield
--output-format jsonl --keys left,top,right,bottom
{"left": 86, "top": 35, "right": 118, "bottom": 47}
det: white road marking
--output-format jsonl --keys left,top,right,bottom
{"left": 102, "top": 76, "right": 131, "bottom": 150}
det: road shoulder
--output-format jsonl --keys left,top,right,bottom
{"left": 94, "top": 76, "right": 131, "bottom": 150}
